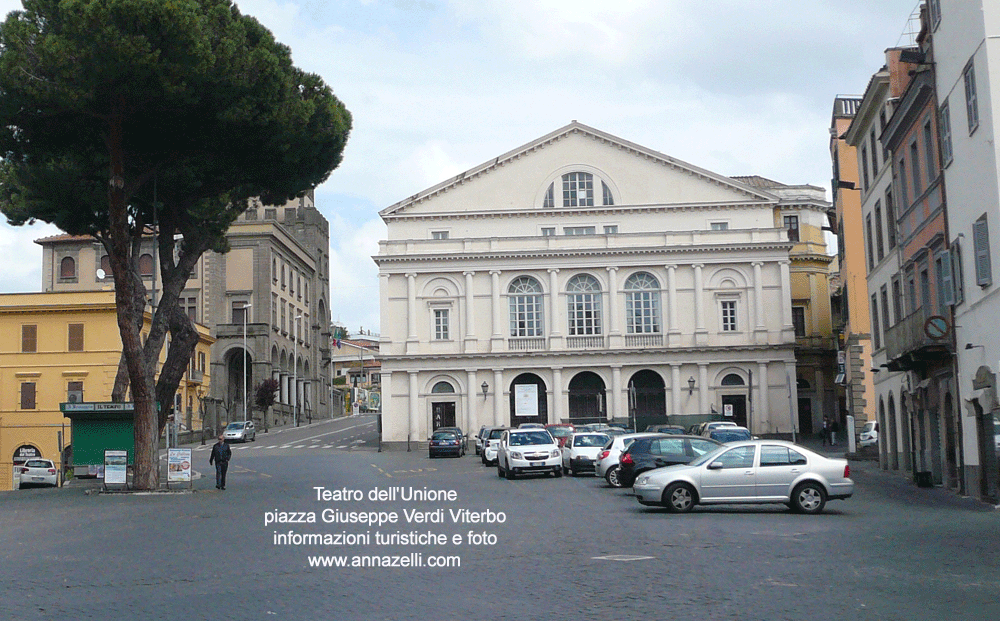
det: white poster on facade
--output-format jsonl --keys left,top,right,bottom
{"left": 167, "top": 448, "right": 192, "bottom": 483}
{"left": 724, "top": 404, "right": 734, "bottom": 417}
{"left": 514, "top": 385, "right": 538, "bottom": 417}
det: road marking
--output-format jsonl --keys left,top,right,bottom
{"left": 371, "top": 464, "right": 392, "bottom": 478}
{"left": 591, "top": 555, "right": 655, "bottom": 562}
{"left": 337, "top": 445, "right": 348, "bottom": 449}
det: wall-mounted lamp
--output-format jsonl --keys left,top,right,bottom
{"left": 687, "top": 376, "right": 696, "bottom": 395}
{"left": 481, "top": 381, "right": 489, "bottom": 399}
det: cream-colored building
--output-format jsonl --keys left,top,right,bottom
{"left": 375, "top": 122, "right": 825, "bottom": 447}
{"left": 36, "top": 196, "right": 333, "bottom": 426}
{"left": 0, "top": 291, "right": 213, "bottom": 491}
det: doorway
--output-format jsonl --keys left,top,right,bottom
{"left": 798, "top": 397, "right": 813, "bottom": 435}
{"left": 432, "top": 402, "right": 456, "bottom": 430}
{"left": 721, "top": 394, "right": 747, "bottom": 427}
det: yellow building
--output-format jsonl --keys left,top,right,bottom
{"left": 0, "top": 290, "right": 213, "bottom": 491}
{"left": 830, "top": 96, "right": 875, "bottom": 431}
{"left": 734, "top": 176, "right": 838, "bottom": 434}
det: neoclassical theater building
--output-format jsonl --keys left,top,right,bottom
{"left": 376, "top": 122, "right": 828, "bottom": 448}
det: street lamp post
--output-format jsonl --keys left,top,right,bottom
{"left": 243, "top": 303, "right": 252, "bottom": 422}
{"left": 294, "top": 314, "right": 302, "bottom": 427}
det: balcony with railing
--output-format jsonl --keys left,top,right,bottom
{"left": 567, "top": 335, "right": 606, "bottom": 349}
{"left": 625, "top": 333, "right": 664, "bottom": 348}
{"left": 885, "top": 308, "right": 954, "bottom": 371}
{"left": 508, "top": 337, "right": 546, "bottom": 351}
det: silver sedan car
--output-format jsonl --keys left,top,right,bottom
{"left": 634, "top": 440, "right": 853, "bottom": 514}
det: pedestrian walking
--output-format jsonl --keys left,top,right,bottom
{"left": 831, "top": 419, "right": 840, "bottom": 446}
{"left": 209, "top": 433, "right": 232, "bottom": 490}
{"left": 821, "top": 416, "right": 830, "bottom": 446}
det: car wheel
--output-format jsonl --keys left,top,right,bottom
{"left": 663, "top": 482, "right": 696, "bottom": 513}
{"left": 481, "top": 454, "right": 487, "bottom": 465}
{"left": 791, "top": 482, "right": 827, "bottom": 514}
{"left": 605, "top": 466, "right": 622, "bottom": 488}
{"left": 553, "top": 468, "right": 563, "bottom": 478}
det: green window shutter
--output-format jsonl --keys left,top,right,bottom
{"left": 973, "top": 216, "right": 992, "bottom": 287}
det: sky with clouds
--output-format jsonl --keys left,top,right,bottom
{"left": 0, "top": 0, "right": 922, "bottom": 334}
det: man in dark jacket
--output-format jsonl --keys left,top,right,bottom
{"left": 209, "top": 434, "right": 232, "bottom": 490}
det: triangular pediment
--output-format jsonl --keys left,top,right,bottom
{"left": 381, "top": 121, "right": 777, "bottom": 218}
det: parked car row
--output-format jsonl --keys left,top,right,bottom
{"left": 466, "top": 422, "right": 856, "bottom": 516}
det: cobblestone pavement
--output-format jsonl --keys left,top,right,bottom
{"left": 2, "top": 432, "right": 998, "bottom": 620}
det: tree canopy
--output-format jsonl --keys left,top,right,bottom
{"left": 0, "top": 0, "right": 352, "bottom": 489}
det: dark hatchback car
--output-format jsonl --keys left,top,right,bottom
{"left": 436, "top": 426, "right": 467, "bottom": 454}
{"left": 644, "top": 424, "right": 686, "bottom": 435}
{"left": 428, "top": 430, "right": 464, "bottom": 458}
{"left": 618, "top": 435, "right": 722, "bottom": 488}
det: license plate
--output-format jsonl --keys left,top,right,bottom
{"left": 32, "top": 476, "right": 45, "bottom": 481}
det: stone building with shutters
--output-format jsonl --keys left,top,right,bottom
{"left": 375, "top": 122, "right": 829, "bottom": 448}
{"left": 33, "top": 195, "right": 333, "bottom": 428}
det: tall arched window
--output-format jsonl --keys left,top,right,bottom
{"left": 508, "top": 277, "right": 544, "bottom": 337}
{"left": 431, "top": 381, "right": 455, "bottom": 393}
{"left": 542, "top": 171, "right": 616, "bottom": 208}
{"left": 566, "top": 274, "right": 602, "bottom": 335}
{"left": 59, "top": 256, "right": 76, "bottom": 279}
{"left": 138, "top": 253, "right": 154, "bottom": 277}
{"left": 624, "top": 272, "right": 660, "bottom": 333}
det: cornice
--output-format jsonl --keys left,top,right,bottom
{"left": 381, "top": 343, "right": 796, "bottom": 365}
{"left": 380, "top": 200, "right": 777, "bottom": 222}
{"left": 374, "top": 242, "right": 794, "bottom": 265}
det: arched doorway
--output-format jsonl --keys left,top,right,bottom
{"left": 431, "top": 381, "right": 457, "bottom": 430}
{"left": 629, "top": 370, "right": 666, "bottom": 431}
{"left": 509, "top": 373, "right": 548, "bottom": 426}
{"left": 721, "top": 373, "right": 748, "bottom": 428}
{"left": 226, "top": 347, "right": 252, "bottom": 419}
{"left": 567, "top": 371, "right": 605, "bottom": 423}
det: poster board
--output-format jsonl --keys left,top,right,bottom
{"left": 167, "top": 448, "right": 192, "bottom": 487}
{"left": 103, "top": 449, "right": 128, "bottom": 489}
{"left": 514, "top": 385, "right": 538, "bottom": 417}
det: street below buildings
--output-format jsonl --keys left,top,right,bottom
{"left": 3, "top": 417, "right": 998, "bottom": 620}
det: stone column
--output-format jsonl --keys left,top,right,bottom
{"left": 667, "top": 264, "right": 680, "bottom": 345}
{"left": 464, "top": 271, "right": 476, "bottom": 351}
{"left": 492, "top": 369, "right": 503, "bottom": 426}
{"left": 698, "top": 363, "right": 709, "bottom": 415}
{"left": 380, "top": 371, "right": 391, "bottom": 438}
{"left": 406, "top": 273, "right": 418, "bottom": 354}
{"left": 490, "top": 270, "right": 503, "bottom": 350}
{"left": 548, "top": 268, "right": 563, "bottom": 349}
{"left": 671, "top": 364, "right": 682, "bottom": 418}
{"left": 612, "top": 365, "right": 623, "bottom": 424}
{"left": 466, "top": 369, "right": 477, "bottom": 433}
{"left": 779, "top": 260, "right": 793, "bottom": 338}
{"left": 758, "top": 362, "right": 769, "bottom": 433}
{"left": 693, "top": 264, "right": 708, "bottom": 345}
{"left": 785, "top": 360, "right": 799, "bottom": 435}
{"left": 753, "top": 261, "right": 765, "bottom": 343}
{"left": 607, "top": 267, "right": 621, "bottom": 348}
{"left": 552, "top": 367, "right": 563, "bottom": 424}
{"left": 408, "top": 371, "right": 419, "bottom": 445}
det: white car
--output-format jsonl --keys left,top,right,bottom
{"left": 560, "top": 432, "right": 611, "bottom": 476}
{"left": 858, "top": 421, "right": 879, "bottom": 448}
{"left": 19, "top": 458, "right": 58, "bottom": 488}
{"left": 481, "top": 427, "right": 509, "bottom": 465}
{"left": 223, "top": 420, "right": 256, "bottom": 443}
{"left": 497, "top": 429, "right": 562, "bottom": 479}
{"left": 634, "top": 440, "right": 854, "bottom": 514}
{"left": 595, "top": 432, "right": 665, "bottom": 487}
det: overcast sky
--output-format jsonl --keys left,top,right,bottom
{"left": 0, "top": 0, "right": 922, "bottom": 334}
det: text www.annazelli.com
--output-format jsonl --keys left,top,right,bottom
{"left": 307, "top": 553, "right": 461, "bottom": 568}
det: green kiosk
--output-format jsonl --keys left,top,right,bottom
{"left": 60, "top": 402, "right": 135, "bottom": 478}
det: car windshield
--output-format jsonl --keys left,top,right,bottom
{"left": 225, "top": 422, "right": 245, "bottom": 430}
{"left": 488, "top": 429, "right": 506, "bottom": 439}
{"left": 509, "top": 431, "right": 553, "bottom": 446}
{"left": 24, "top": 460, "right": 51, "bottom": 468}
{"left": 548, "top": 427, "right": 572, "bottom": 437}
{"left": 574, "top": 434, "right": 609, "bottom": 447}
{"left": 710, "top": 429, "right": 752, "bottom": 443}
{"left": 432, "top": 432, "right": 456, "bottom": 440}
{"left": 690, "top": 439, "right": 720, "bottom": 455}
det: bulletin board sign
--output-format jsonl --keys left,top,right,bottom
{"left": 103, "top": 449, "right": 128, "bottom": 490}
{"left": 167, "top": 448, "right": 192, "bottom": 488}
